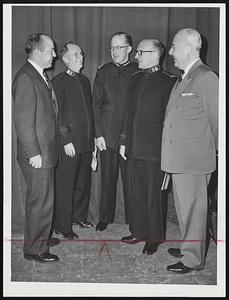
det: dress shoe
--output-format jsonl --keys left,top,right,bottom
{"left": 73, "top": 221, "right": 94, "bottom": 228}
{"left": 96, "top": 221, "right": 109, "bottom": 231}
{"left": 142, "top": 242, "right": 159, "bottom": 255}
{"left": 167, "top": 261, "right": 197, "bottom": 274}
{"left": 121, "top": 235, "right": 143, "bottom": 244}
{"left": 168, "top": 247, "right": 183, "bottom": 258}
{"left": 24, "top": 252, "right": 59, "bottom": 263}
{"left": 55, "top": 230, "right": 78, "bottom": 240}
{"left": 48, "top": 237, "right": 60, "bottom": 247}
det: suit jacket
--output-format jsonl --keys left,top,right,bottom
{"left": 120, "top": 69, "right": 176, "bottom": 160}
{"left": 52, "top": 72, "right": 95, "bottom": 154}
{"left": 161, "top": 59, "right": 218, "bottom": 174}
{"left": 92, "top": 61, "right": 139, "bottom": 150}
{"left": 13, "top": 62, "right": 59, "bottom": 168}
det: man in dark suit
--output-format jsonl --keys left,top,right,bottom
{"left": 52, "top": 42, "right": 95, "bottom": 239}
{"left": 93, "top": 32, "right": 138, "bottom": 231}
{"left": 119, "top": 39, "right": 176, "bottom": 254}
{"left": 161, "top": 29, "right": 218, "bottom": 273}
{"left": 13, "top": 33, "right": 59, "bottom": 263}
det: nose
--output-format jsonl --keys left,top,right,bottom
{"left": 134, "top": 52, "right": 138, "bottom": 59}
{"left": 52, "top": 50, "right": 56, "bottom": 57}
{"left": 169, "top": 47, "right": 173, "bottom": 56}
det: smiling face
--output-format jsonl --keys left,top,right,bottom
{"left": 39, "top": 35, "right": 56, "bottom": 69}
{"left": 110, "top": 34, "right": 131, "bottom": 65}
{"left": 63, "top": 44, "right": 84, "bottom": 73}
{"left": 169, "top": 32, "right": 190, "bottom": 70}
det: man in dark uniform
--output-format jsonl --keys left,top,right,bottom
{"left": 120, "top": 39, "right": 176, "bottom": 254}
{"left": 93, "top": 32, "right": 138, "bottom": 231}
{"left": 52, "top": 42, "right": 95, "bottom": 240}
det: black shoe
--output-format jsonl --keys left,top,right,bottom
{"left": 121, "top": 235, "right": 143, "bottom": 244}
{"left": 167, "top": 261, "right": 198, "bottom": 274}
{"left": 142, "top": 242, "right": 159, "bottom": 255}
{"left": 48, "top": 237, "right": 60, "bottom": 247}
{"left": 96, "top": 221, "right": 109, "bottom": 231}
{"left": 73, "top": 221, "right": 94, "bottom": 228}
{"left": 168, "top": 248, "right": 183, "bottom": 258}
{"left": 55, "top": 230, "right": 78, "bottom": 240}
{"left": 24, "top": 252, "right": 59, "bottom": 263}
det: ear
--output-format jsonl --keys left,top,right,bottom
{"left": 127, "top": 46, "right": 132, "bottom": 55}
{"left": 62, "top": 54, "right": 69, "bottom": 66}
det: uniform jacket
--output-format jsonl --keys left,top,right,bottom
{"left": 161, "top": 59, "right": 218, "bottom": 174}
{"left": 13, "top": 62, "right": 59, "bottom": 168}
{"left": 92, "top": 61, "right": 138, "bottom": 149}
{"left": 52, "top": 72, "right": 95, "bottom": 153}
{"left": 120, "top": 68, "right": 176, "bottom": 160}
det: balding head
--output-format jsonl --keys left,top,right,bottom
{"left": 135, "top": 39, "right": 163, "bottom": 69}
{"left": 169, "top": 28, "right": 201, "bottom": 70}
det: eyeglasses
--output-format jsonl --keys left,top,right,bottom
{"left": 134, "top": 50, "right": 157, "bottom": 56}
{"left": 110, "top": 46, "right": 129, "bottom": 51}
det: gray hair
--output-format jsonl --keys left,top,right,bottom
{"left": 179, "top": 28, "right": 202, "bottom": 51}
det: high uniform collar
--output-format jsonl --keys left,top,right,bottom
{"left": 65, "top": 69, "right": 79, "bottom": 77}
{"left": 114, "top": 60, "right": 130, "bottom": 68}
{"left": 142, "top": 64, "right": 161, "bottom": 73}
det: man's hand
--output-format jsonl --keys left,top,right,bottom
{"left": 119, "top": 145, "right": 127, "bottom": 160}
{"left": 29, "top": 155, "right": 42, "bottom": 168}
{"left": 64, "top": 143, "right": 75, "bottom": 157}
{"left": 96, "top": 137, "right": 106, "bottom": 151}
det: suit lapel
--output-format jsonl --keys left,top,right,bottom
{"left": 166, "top": 60, "right": 203, "bottom": 114}
{"left": 25, "top": 62, "right": 58, "bottom": 116}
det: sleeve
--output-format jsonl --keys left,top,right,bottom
{"left": 92, "top": 70, "right": 105, "bottom": 138}
{"left": 119, "top": 79, "right": 133, "bottom": 146}
{"left": 52, "top": 76, "right": 73, "bottom": 145}
{"left": 200, "top": 71, "right": 219, "bottom": 150}
{"left": 13, "top": 73, "right": 41, "bottom": 158}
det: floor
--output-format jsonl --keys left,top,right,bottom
{"left": 11, "top": 205, "right": 217, "bottom": 286}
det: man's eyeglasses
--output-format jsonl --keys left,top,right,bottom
{"left": 134, "top": 50, "right": 156, "bottom": 56}
{"left": 110, "top": 46, "right": 129, "bottom": 51}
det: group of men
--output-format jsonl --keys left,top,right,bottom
{"left": 13, "top": 28, "right": 218, "bottom": 274}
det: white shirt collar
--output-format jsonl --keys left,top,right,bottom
{"left": 182, "top": 58, "right": 200, "bottom": 79}
{"left": 28, "top": 59, "right": 44, "bottom": 76}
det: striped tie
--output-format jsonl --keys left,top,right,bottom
{"left": 43, "top": 70, "right": 52, "bottom": 89}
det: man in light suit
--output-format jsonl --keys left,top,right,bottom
{"left": 13, "top": 33, "right": 59, "bottom": 263}
{"left": 161, "top": 29, "right": 218, "bottom": 273}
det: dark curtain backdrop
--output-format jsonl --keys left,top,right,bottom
{"left": 12, "top": 6, "right": 219, "bottom": 233}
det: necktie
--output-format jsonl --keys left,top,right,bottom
{"left": 177, "top": 70, "right": 184, "bottom": 83}
{"left": 42, "top": 71, "right": 57, "bottom": 114}
{"left": 43, "top": 70, "right": 52, "bottom": 89}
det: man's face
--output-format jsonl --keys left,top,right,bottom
{"left": 110, "top": 35, "right": 131, "bottom": 65}
{"left": 40, "top": 36, "right": 56, "bottom": 69}
{"left": 64, "top": 44, "right": 84, "bottom": 72}
{"left": 169, "top": 33, "right": 189, "bottom": 70}
{"left": 135, "top": 40, "right": 157, "bottom": 69}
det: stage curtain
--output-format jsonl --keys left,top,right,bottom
{"left": 11, "top": 6, "right": 219, "bottom": 233}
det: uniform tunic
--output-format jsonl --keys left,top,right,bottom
{"left": 120, "top": 67, "right": 176, "bottom": 239}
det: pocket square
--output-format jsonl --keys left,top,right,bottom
{"left": 181, "top": 93, "right": 194, "bottom": 96}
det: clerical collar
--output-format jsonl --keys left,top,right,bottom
{"left": 114, "top": 61, "right": 130, "bottom": 68}
{"left": 66, "top": 69, "right": 79, "bottom": 77}
{"left": 142, "top": 65, "right": 161, "bottom": 73}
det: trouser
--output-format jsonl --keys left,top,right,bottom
{"left": 172, "top": 173, "right": 211, "bottom": 268}
{"left": 127, "top": 159, "right": 167, "bottom": 241}
{"left": 19, "top": 164, "right": 54, "bottom": 255}
{"left": 99, "top": 148, "right": 129, "bottom": 223}
{"left": 54, "top": 152, "right": 92, "bottom": 233}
